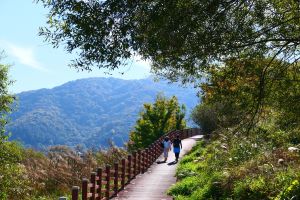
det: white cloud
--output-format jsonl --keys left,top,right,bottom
{"left": 131, "top": 55, "right": 151, "bottom": 70}
{"left": 1, "top": 40, "right": 47, "bottom": 72}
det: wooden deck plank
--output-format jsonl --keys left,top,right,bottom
{"left": 112, "top": 135, "right": 203, "bottom": 200}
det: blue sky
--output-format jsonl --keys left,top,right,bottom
{"left": 0, "top": 0, "right": 151, "bottom": 93}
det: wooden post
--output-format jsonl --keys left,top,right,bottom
{"left": 121, "top": 159, "right": 126, "bottom": 189}
{"left": 91, "top": 172, "right": 96, "bottom": 200}
{"left": 145, "top": 148, "right": 150, "bottom": 169}
{"left": 184, "top": 129, "right": 188, "bottom": 139}
{"left": 144, "top": 149, "right": 148, "bottom": 170}
{"left": 148, "top": 145, "right": 153, "bottom": 164}
{"left": 149, "top": 147, "right": 153, "bottom": 166}
{"left": 105, "top": 165, "right": 110, "bottom": 199}
{"left": 175, "top": 130, "right": 180, "bottom": 139}
{"left": 82, "top": 178, "right": 88, "bottom": 200}
{"left": 138, "top": 150, "right": 141, "bottom": 174}
{"left": 159, "top": 140, "right": 163, "bottom": 154}
{"left": 96, "top": 168, "right": 102, "bottom": 200}
{"left": 114, "top": 163, "right": 119, "bottom": 195}
{"left": 72, "top": 186, "right": 79, "bottom": 200}
{"left": 158, "top": 141, "right": 162, "bottom": 157}
{"left": 169, "top": 131, "right": 173, "bottom": 141}
{"left": 179, "top": 130, "right": 183, "bottom": 140}
{"left": 151, "top": 145, "right": 155, "bottom": 163}
{"left": 127, "top": 155, "right": 132, "bottom": 181}
{"left": 186, "top": 129, "right": 189, "bottom": 137}
{"left": 153, "top": 144, "right": 157, "bottom": 161}
{"left": 133, "top": 151, "right": 137, "bottom": 177}
{"left": 155, "top": 142, "right": 159, "bottom": 159}
{"left": 153, "top": 143, "right": 157, "bottom": 160}
{"left": 152, "top": 143, "right": 157, "bottom": 163}
{"left": 141, "top": 150, "right": 145, "bottom": 173}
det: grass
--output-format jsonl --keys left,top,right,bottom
{"left": 168, "top": 127, "right": 300, "bottom": 200}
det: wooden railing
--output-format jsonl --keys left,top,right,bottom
{"left": 62, "top": 128, "right": 200, "bottom": 200}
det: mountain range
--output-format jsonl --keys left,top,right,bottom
{"left": 7, "top": 77, "right": 199, "bottom": 149}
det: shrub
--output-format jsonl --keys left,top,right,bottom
{"left": 233, "top": 177, "right": 268, "bottom": 200}
{"left": 0, "top": 141, "right": 30, "bottom": 200}
{"left": 191, "top": 104, "right": 218, "bottom": 135}
{"left": 275, "top": 180, "right": 300, "bottom": 200}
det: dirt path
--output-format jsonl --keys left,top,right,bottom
{"left": 112, "top": 135, "right": 203, "bottom": 200}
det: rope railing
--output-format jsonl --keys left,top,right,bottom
{"left": 61, "top": 128, "right": 201, "bottom": 200}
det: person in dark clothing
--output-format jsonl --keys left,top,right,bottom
{"left": 172, "top": 135, "right": 182, "bottom": 162}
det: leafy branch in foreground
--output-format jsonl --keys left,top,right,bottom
{"left": 37, "top": 0, "right": 299, "bottom": 81}
{"left": 37, "top": 0, "right": 300, "bottom": 129}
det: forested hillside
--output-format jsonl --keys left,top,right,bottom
{"left": 0, "top": 0, "right": 300, "bottom": 200}
{"left": 7, "top": 77, "right": 198, "bottom": 149}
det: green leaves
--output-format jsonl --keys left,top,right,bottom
{"left": 0, "top": 58, "right": 14, "bottom": 140}
{"left": 128, "top": 94, "right": 186, "bottom": 151}
{"left": 0, "top": 57, "right": 21, "bottom": 200}
{"left": 37, "top": 0, "right": 299, "bottom": 82}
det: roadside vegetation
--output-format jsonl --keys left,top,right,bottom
{"left": 1, "top": 141, "right": 127, "bottom": 200}
{"left": 169, "top": 59, "right": 300, "bottom": 199}
{"left": 0, "top": 74, "right": 185, "bottom": 200}
{"left": 1, "top": 0, "right": 299, "bottom": 199}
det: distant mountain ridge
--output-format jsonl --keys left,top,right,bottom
{"left": 8, "top": 77, "right": 198, "bottom": 149}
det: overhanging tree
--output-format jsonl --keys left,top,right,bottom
{"left": 197, "top": 58, "right": 300, "bottom": 130}
{"left": 37, "top": 0, "right": 300, "bottom": 126}
{"left": 37, "top": 0, "right": 299, "bottom": 76}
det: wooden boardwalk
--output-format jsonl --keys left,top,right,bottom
{"left": 112, "top": 135, "right": 203, "bottom": 200}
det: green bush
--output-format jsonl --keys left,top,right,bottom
{"left": 169, "top": 120, "right": 300, "bottom": 200}
{"left": 275, "top": 180, "right": 300, "bottom": 200}
{"left": 191, "top": 104, "right": 218, "bottom": 135}
{"left": 233, "top": 177, "right": 269, "bottom": 200}
{"left": 0, "top": 141, "right": 30, "bottom": 200}
{"left": 169, "top": 176, "right": 200, "bottom": 196}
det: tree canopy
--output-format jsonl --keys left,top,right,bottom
{"left": 193, "top": 58, "right": 300, "bottom": 131}
{"left": 127, "top": 94, "right": 186, "bottom": 151}
{"left": 37, "top": 0, "right": 299, "bottom": 80}
{"left": 37, "top": 0, "right": 300, "bottom": 127}
{"left": 0, "top": 58, "right": 15, "bottom": 140}
{"left": 0, "top": 56, "right": 22, "bottom": 200}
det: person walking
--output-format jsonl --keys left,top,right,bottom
{"left": 163, "top": 136, "right": 171, "bottom": 162}
{"left": 173, "top": 135, "right": 182, "bottom": 162}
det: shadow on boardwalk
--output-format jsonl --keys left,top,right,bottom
{"left": 112, "top": 135, "right": 203, "bottom": 200}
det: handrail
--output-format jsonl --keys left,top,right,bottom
{"left": 61, "top": 128, "right": 201, "bottom": 200}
